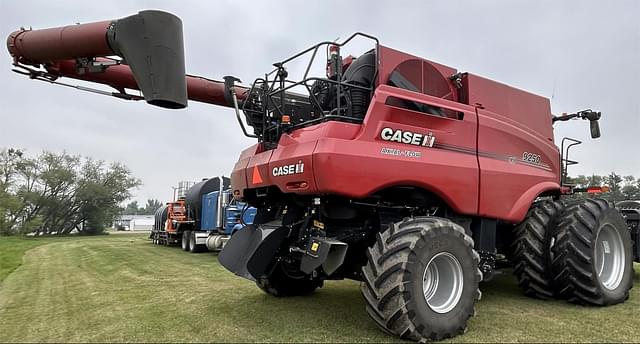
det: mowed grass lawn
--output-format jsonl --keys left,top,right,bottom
{"left": 0, "top": 234, "right": 638, "bottom": 343}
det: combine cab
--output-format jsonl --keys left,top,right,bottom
{"left": 6, "top": 11, "right": 637, "bottom": 342}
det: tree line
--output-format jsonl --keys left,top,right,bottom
{"left": 122, "top": 199, "right": 163, "bottom": 215}
{"left": 567, "top": 172, "right": 640, "bottom": 202}
{"left": 0, "top": 149, "right": 140, "bottom": 236}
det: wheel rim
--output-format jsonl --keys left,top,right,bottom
{"left": 422, "top": 252, "right": 464, "bottom": 314}
{"left": 595, "top": 224, "right": 625, "bottom": 290}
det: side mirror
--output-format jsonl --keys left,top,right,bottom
{"left": 590, "top": 119, "right": 601, "bottom": 139}
{"left": 552, "top": 110, "right": 602, "bottom": 139}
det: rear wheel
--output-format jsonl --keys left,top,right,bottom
{"left": 551, "top": 199, "right": 633, "bottom": 305}
{"left": 361, "top": 217, "right": 481, "bottom": 342}
{"left": 188, "top": 231, "right": 198, "bottom": 253}
{"left": 512, "top": 200, "right": 565, "bottom": 299}
{"left": 188, "top": 231, "right": 205, "bottom": 253}
{"left": 256, "top": 262, "right": 323, "bottom": 297}
{"left": 181, "top": 231, "right": 190, "bottom": 251}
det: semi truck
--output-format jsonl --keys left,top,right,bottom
{"left": 6, "top": 10, "right": 639, "bottom": 341}
{"left": 151, "top": 176, "right": 256, "bottom": 252}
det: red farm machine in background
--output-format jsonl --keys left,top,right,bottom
{"left": 7, "top": 10, "right": 639, "bottom": 342}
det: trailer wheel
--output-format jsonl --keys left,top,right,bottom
{"left": 551, "top": 199, "right": 633, "bottom": 305}
{"left": 361, "top": 217, "right": 481, "bottom": 342}
{"left": 181, "top": 231, "right": 190, "bottom": 251}
{"left": 256, "top": 262, "right": 323, "bottom": 297}
{"left": 512, "top": 200, "right": 565, "bottom": 299}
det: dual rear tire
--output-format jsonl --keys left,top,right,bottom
{"left": 512, "top": 200, "right": 565, "bottom": 299}
{"left": 181, "top": 230, "right": 190, "bottom": 251}
{"left": 513, "top": 198, "right": 633, "bottom": 305}
{"left": 182, "top": 230, "right": 205, "bottom": 253}
{"left": 551, "top": 199, "right": 633, "bottom": 305}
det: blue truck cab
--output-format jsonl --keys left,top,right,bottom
{"left": 200, "top": 190, "right": 256, "bottom": 234}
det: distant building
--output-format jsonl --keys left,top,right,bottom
{"left": 113, "top": 215, "right": 154, "bottom": 231}
{"left": 129, "top": 216, "right": 154, "bottom": 231}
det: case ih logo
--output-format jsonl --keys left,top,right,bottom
{"left": 380, "top": 127, "right": 436, "bottom": 147}
{"left": 272, "top": 161, "right": 305, "bottom": 177}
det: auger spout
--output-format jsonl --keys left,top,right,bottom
{"left": 8, "top": 10, "right": 188, "bottom": 109}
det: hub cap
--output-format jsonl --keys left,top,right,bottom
{"left": 595, "top": 224, "right": 625, "bottom": 290}
{"left": 422, "top": 252, "right": 464, "bottom": 314}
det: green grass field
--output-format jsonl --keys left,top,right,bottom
{"left": 0, "top": 234, "right": 638, "bottom": 343}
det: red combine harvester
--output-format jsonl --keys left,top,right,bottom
{"left": 7, "top": 11, "right": 638, "bottom": 341}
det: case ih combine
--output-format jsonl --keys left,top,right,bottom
{"left": 7, "top": 10, "right": 638, "bottom": 342}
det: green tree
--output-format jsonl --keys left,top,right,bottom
{"left": 0, "top": 149, "right": 140, "bottom": 236}
{"left": 621, "top": 175, "right": 640, "bottom": 200}
{"left": 122, "top": 199, "right": 163, "bottom": 215}
{"left": 605, "top": 172, "right": 623, "bottom": 193}
{"left": 600, "top": 172, "right": 624, "bottom": 202}
{"left": 75, "top": 159, "right": 140, "bottom": 234}
{"left": 587, "top": 174, "right": 603, "bottom": 187}
{"left": 143, "top": 199, "right": 163, "bottom": 215}
{"left": 0, "top": 149, "right": 28, "bottom": 235}
{"left": 123, "top": 201, "right": 141, "bottom": 215}
{"left": 570, "top": 174, "right": 589, "bottom": 188}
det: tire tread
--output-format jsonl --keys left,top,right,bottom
{"left": 551, "top": 198, "right": 633, "bottom": 305}
{"left": 361, "top": 217, "right": 481, "bottom": 341}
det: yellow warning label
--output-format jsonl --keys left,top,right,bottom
{"left": 313, "top": 220, "right": 325, "bottom": 230}
{"left": 311, "top": 242, "right": 319, "bottom": 252}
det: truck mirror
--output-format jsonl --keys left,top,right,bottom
{"left": 590, "top": 119, "right": 601, "bottom": 139}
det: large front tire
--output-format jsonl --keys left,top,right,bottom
{"left": 361, "top": 217, "right": 481, "bottom": 342}
{"left": 551, "top": 199, "right": 634, "bottom": 305}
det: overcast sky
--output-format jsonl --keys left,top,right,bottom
{"left": 1, "top": 0, "right": 638, "bottom": 204}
